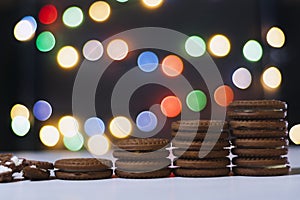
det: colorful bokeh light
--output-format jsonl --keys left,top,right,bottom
{"left": 89, "top": 1, "right": 111, "bottom": 22}
{"left": 63, "top": 133, "right": 84, "bottom": 151}
{"left": 243, "top": 40, "right": 263, "bottom": 62}
{"left": 186, "top": 90, "right": 207, "bottom": 112}
{"left": 232, "top": 67, "right": 252, "bottom": 89}
{"left": 36, "top": 31, "right": 56, "bottom": 52}
{"left": 262, "top": 66, "right": 282, "bottom": 89}
{"left": 185, "top": 36, "right": 206, "bottom": 57}
{"left": 62, "top": 6, "right": 84, "bottom": 28}
{"left": 266, "top": 27, "right": 285, "bottom": 48}
{"left": 162, "top": 55, "right": 184, "bottom": 77}
{"left": 58, "top": 116, "right": 79, "bottom": 137}
{"left": 33, "top": 100, "right": 52, "bottom": 121}
{"left": 82, "top": 40, "right": 104, "bottom": 61}
{"left": 160, "top": 96, "right": 182, "bottom": 117}
{"left": 289, "top": 124, "right": 300, "bottom": 145}
{"left": 57, "top": 46, "right": 79, "bottom": 69}
{"left": 38, "top": 4, "right": 58, "bottom": 25}
{"left": 107, "top": 39, "right": 129, "bottom": 60}
{"left": 137, "top": 51, "right": 159, "bottom": 72}
{"left": 39, "top": 125, "right": 60, "bottom": 147}
{"left": 136, "top": 111, "right": 158, "bottom": 132}
{"left": 22, "top": 16, "right": 37, "bottom": 32}
{"left": 109, "top": 116, "right": 132, "bottom": 138}
{"left": 116, "top": 0, "right": 129, "bottom": 2}
{"left": 214, "top": 85, "right": 234, "bottom": 107}
{"left": 14, "top": 18, "right": 36, "bottom": 41}
{"left": 84, "top": 117, "right": 105, "bottom": 136}
{"left": 142, "top": 0, "right": 163, "bottom": 9}
{"left": 87, "top": 135, "right": 110, "bottom": 156}
{"left": 208, "top": 34, "right": 231, "bottom": 57}
{"left": 11, "top": 116, "right": 30, "bottom": 137}
{"left": 10, "top": 104, "right": 30, "bottom": 119}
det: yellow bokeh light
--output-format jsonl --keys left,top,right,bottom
{"left": 107, "top": 39, "right": 129, "bottom": 60}
{"left": 109, "top": 116, "right": 132, "bottom": 138}
{"left": 39, "top": 125, "right": 60, "bottom": 147}
{"left": 266, "top": 27, "right": 285, "bottom": 48}
{"left": 10, "top": 104, "right": 30, "bottom": 119}
{"left": 57, "top": 46, "right": 79, "bottom": 69}
{"left": 208, "top": 34, "right": 231, "bottom": 57}
{"left": 262, "top": 66, "right": 282, "bottom": 89}
{"left": 58, "top": 115, "right": 79, "bottom": 137}
{"left": 289, "top": 124, "right": 300, "bottom": 145}
{"left": 142, "top": 0, "right": 163, "bottom": 8}
{"left": 89, "top": 1, "right": 111, "bottom": 22}
{"left": 87, "top": 135, "right": 110, "bottom": 156}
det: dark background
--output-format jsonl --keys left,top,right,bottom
{"left": 0, "top": 0, "right": 299, "bottom": 150}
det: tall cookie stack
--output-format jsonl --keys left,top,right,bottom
{"left": 113, "top": 138, "right": 172, "bottom": 178}
{"left": 171, "top": 120, "right": 231, "bottom": 177}
{"left": 227, "top": 100, "right": 290, "bottom": 176}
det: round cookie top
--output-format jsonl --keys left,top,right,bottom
{"left": 24, "top": 160, "right": 54, "bottom": 169}
{"left": 228, "top": 100, "right": 287, "bottom": 109}
{"left": 54, "top": 158, "right": 113, "bottom": 172}
{"left": 115, "top": 138, "right": 170, "bottom": 151}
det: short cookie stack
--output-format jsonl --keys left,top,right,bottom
{"left": 0, "top": 153, "right": 25, "bottom": 182}
{"left": 227, "top": 100, "right": 290, "bottom": 176}
{"left": 54, "top": 158, "right": 113, "bottom": 180}
{"left": 113, "top": 138, "right": 172, "bottom": 178}
{"left": 171, "top": 120, "right": 231, "bottom": 177}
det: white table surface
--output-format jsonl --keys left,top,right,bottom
{"left": 1, "top": 146, "right": 300, "bottom": 200}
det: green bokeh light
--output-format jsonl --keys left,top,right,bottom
{"left": 63, "top": 133, "right": 84, "bottom": 151}
{"left": 62, "top": 6, "right": 84, "bottom": 28}
{"left": 185, "top": 36, "right": 206, "bottom": 57}
{"left": 186, "top": 90, "right": 207, "bottom": 112}
{"left": 36, "top": 31, "right": 56, "bottom": 52}
{"left": 243, "top": 40, "right": 263, "bottom": 62}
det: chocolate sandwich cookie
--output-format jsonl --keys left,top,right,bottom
{"left": 172, "top": 131, "right": 229, "bottom": 141}
{"left": 23, "top": 160, "right": 54, "bottom": 180}
{"left": 171, "top": 120, "right": 228, "bottom": 132}
{"left": 232, "top": 166, "right": 290, "bottom": 176}
{"left": 116, "top": 138, "right": 170, "bottom": 151}
{"left": 232, "top": 138, "right": 288, "bottom": 148}
{"left": 173, "top": 149, "right": 230, "bottom": 159}
{"left": 115, "top": 168, "right": 172, "bottom": 179}
{"left": 0, "top": 165, "right": 13, "bottom": 183}
{"left": 229, "top": 120, "right": 288, "bottom": 130}
{"left": 54, "top": 158, "right": 113, "bottom": 180}
{"left": 173, "top": 168, "right": 230, "bottom": 177}
{"left": 113, "top": 150, "right": 169, "bottom": 160}
{"left": 175, "top": 158, "right": 230, "bottom": 169}
{"left": 231, "top": 129, "right": 288, "bottom": 138}
{"left": 227, "top": 100, "right": 287, "bottom": 119}
{"left": 114, "top": 138, "right": 171, "bottom": 178}
{"left": 172, "top": 140, "right": 230, "bottom": 151}
{"left": 231, "top": 148, "right": 288, "bottom": 158}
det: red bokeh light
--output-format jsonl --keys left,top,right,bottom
{"left": 39, "top": 4, "right": 58, "bottom": 25}
{"left": 160, "top": 96, "right": 182, "bottom": 117}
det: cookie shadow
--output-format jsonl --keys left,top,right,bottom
{"left": 290, "top": 167, "right": 300, "bottom": 175}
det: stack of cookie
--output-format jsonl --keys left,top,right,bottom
{"left": 227, "top": 99, "right": 290, "bottom": 176}
{"left": 171, "top": 120, "right": 231, "bottom": 177}
{"left": 113, "top": 138, "right": 172, "bottom": 178}
{"left": 54, "top": 158, "right": 113, "bottom": 180}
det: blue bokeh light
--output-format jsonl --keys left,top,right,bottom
{"left": 84, "top": 117, "right": 105, "bottom": 136}
{"left": 137, "top": 51, "right": 159, "bottom": 72}
{"left": 136, "top": 111, "right": 158, "bottom": 132}
{"left": 33, "top": 100, "right": 52, "bottom": 121}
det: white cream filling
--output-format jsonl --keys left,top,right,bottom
{"left": 265, "top": 165, "right": 287, "bottom": 169}
{"left": 30, "top": 165, "right": 37, "bottom": 168}
{"left": 0, "top": 165, "right": 12, "bottom": 173}
{"left": 11, "top": 156, "right": 23, "bottom": 166}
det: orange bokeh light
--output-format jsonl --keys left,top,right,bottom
{"left": 214, "top": 85, "right": 234, "bottom": 107}
{"left": 162, "top": 55, "right": 184, "bottom": 77}
{"left": 160, "top": 96, "right": 182, "bottom": 117}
